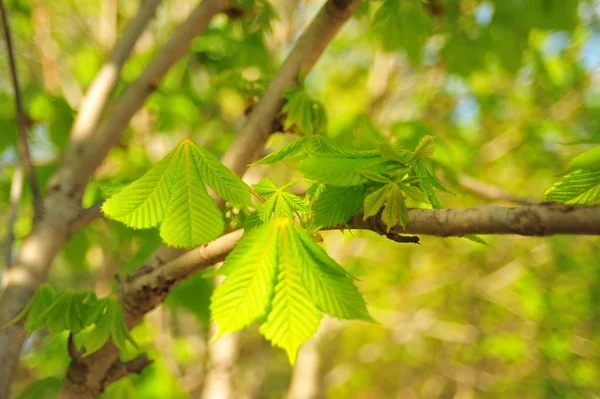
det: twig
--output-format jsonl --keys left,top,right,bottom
{"left": 5, "top": 167, "right": 23, "bottom": 268}
{"left": 68, "top": 202, "right": 104, "bottom": 235}
{"left": 101, "top": 354, "right": 153, "bottom": 387}
{"left": 67, "top": 333, "right": 83, "bottom": 363}
{"left": 0, "top": 0, "right": 42, "bottom": 217}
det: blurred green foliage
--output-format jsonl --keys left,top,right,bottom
{"left": 1, "top": 0, "right": 599, "bottom": 397}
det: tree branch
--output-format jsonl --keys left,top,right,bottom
{"left": 221, "top": 0, "right": 362, "bottom": 175}
{"left": 55, "top": 0, "right": 232, "bottom": 197}
{"left": 349, "top": 204, "right": 600, "bottom": 237}
{"left": 68, "top": 202, "right": 105, "bottom": 235}
{"left": 68, "top": 0, "right": 162, "bottom": 152}
{"left": 0, "top": 2, "right": 227, "bottom": 397}
{"left": 120, "top": 204, "right": 600, "bottom": 321}
{"left": 0, "top": 0, "right": 42, "bottom": 216}
{"left": 5, "top": 166, "right": 23, "bottom": 268}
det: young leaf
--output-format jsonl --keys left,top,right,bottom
{"left": 211, "top": 217, "right": 373, "bottom": 363}
{"left": 253, "top": 177, "right": 279, "bottom": 196}
{"left": 298, "top": 156, "right": 390, "bottom": 186}
{"left": 192, "top": 146, "right": 253, "bottom": 206}
{"left": 282, "top": 87, "right": 327, "bottom": 136}
{"left": 3, "top": 284, "right": 56, "bottom": 329}
{"left": 259, "top": 194, "right": 279, "bottom": 222}
{"left": 281, "top": 192, "right": 309, "bottom": 213}
{"left": 363, "top": 183, "right": 409, "bottom": 230}
{"left": 103, "top": 140, "right": 251, "bottom": 248}
{"left": 313, "top": 185, "right": 365, "bottom": 228}
{"left": 358, "top": 170, "right": 392, "bottom": 183}
{"left": 292, "top": 223, "right": 374, "bottom": 321}
{"left": 211, "top": 221, "right": 280, "bottom": 334}
{"left": 252, "top": 137, "right": 310, "bottom": 165}
{"left": 544, "top": 169, "right": 600, "bottom": 204}
{"left": 160, "top": 145, "right": 224, "bottom": 248}
{"left": 410, "top": 135, "right": 436, "bottom": 162}
{"left": 82, "top": 314, "right": 112, "bottom": 356}
{"left": 381, "top": 183, "right": 409, "bottom": 229}
{"left": 102, "top": 145, "right": 179, "bottom": 229}
{"left": 259, "top": 227, "right": 322, "bottom": 363}
{"left": 108, "top": 297, "right": 139, "bottom": 351}
{"left": 363, "top": 185, "right": 390, "bottom": 219}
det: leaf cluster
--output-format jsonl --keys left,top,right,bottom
{"left": 210, "top": 217, "right": 373, "bottom": 363}
{"left": 102, "top": 140, "right": 252, "bottom": 248}
{"left": 3, "top": 284, "right": 136, "bottom": 356}
{"left": 255, "top": 134, "right": 452, "bottom": 231}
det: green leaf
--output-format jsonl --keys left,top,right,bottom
{"left": 103, "top": 140, "right": 250, "bottom": 248}
{"left": 372, "top": 0, "right": 433, "bottom": 62}
{"left": 211, "top": 218, "right": 373, "bottom": 363}
{"left": 259, "top": 225, "right": 322, "bottom": 363}
{"left": 363, "top": 185, "right": 389, "bottom": 219}
{"left": 292, "top": 223, "right": 374, "bottom": 322}
{"left": 192, "top": 146, "right": 252, "bottom": 206}
{"left": 363, "top": 183, "right": 409, "bottom": 230}
{"left": 160, "top": 144, "right": 224, "bottom": 248}
{"left": 108, "top": 298, "right": 138, "bottom": 351}
{"left": 545, "top": 169, "right": 600, "bottom": 204}
{"left": 82, "top": 314, "right": 112, "bottom": 356}
{"left": 567, "top": 146, "right": 600, "bottom": 172}
{"left": 282, "top": 87, "right": 327, "bottom": 136}
{"left": 252, "top": 137, "right": 311, "bottom": 165}
{"left": 91, "top": 178, "right": 129, "bottom": 198}
{"left": 3, "top": 284, "right": 55, "bottom": 329}
{"left": 410, "top": 135, "right": 436, "bottom": 162}
{"left": 211, "top": 220, "right": 280, "bottom": 334}
{"left": 313, "top": 185, "right": 365, "bottom": 228}
{"left": 102, "top": 145, "right": 179, "bottom": 229}
{"left": 253, "top": 177, "right": 278, "bottom": 195}
{"left": 298, "top": 156, "right": 390, "bottom": 186}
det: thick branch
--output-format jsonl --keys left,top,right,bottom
{"left": 221, "top": 0, "right": 362, "bottom": 175}
{"left": 0, "top": 0, "right": 41, "bottom": 215}
{"left": 350, "top": 204, "right": 600, "bottom": 237}
{"left": 55, "top": 0, "right": 231, "bottom": 196}
{"left": 0, "top": 2, "right": 225, "bottom": 397}
{"left": 68, "top": 0, "right": 162, "bottom": 150}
